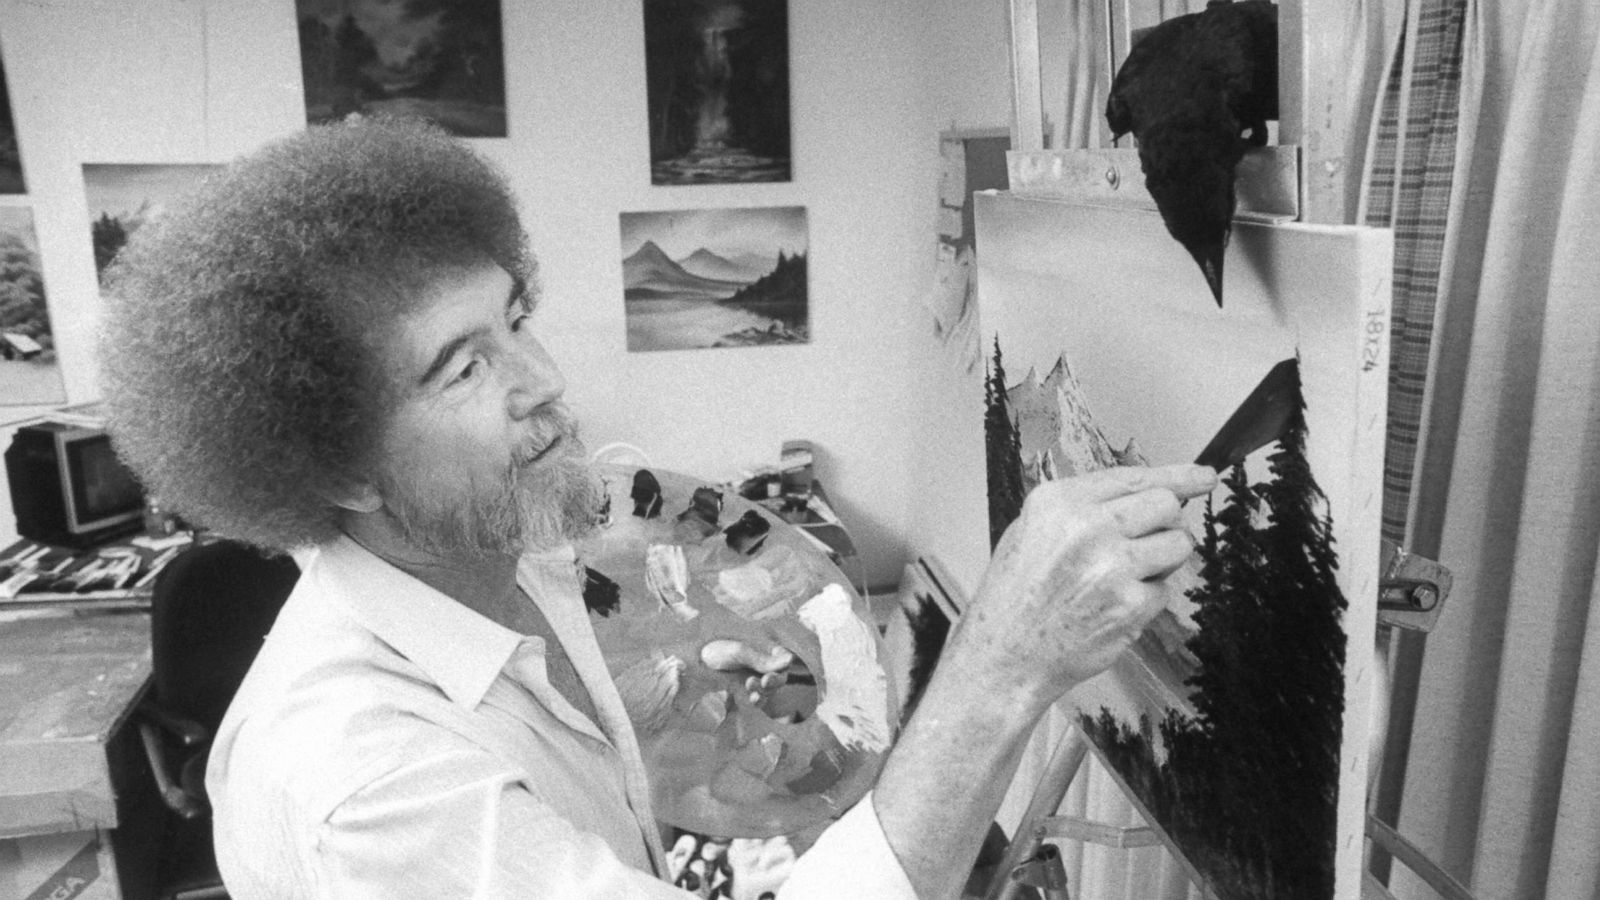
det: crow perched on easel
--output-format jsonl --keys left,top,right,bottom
{"left": 1105, "top": 0, "right": 1278, "bottom": 307}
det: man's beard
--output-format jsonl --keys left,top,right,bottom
{"left": 378, "top": 412, "right": 605, "bottom": 559}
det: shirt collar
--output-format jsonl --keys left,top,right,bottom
{"left": 314, "top": 535, "right": 525, "bottom": 709}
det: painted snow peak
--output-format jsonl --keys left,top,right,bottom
{"left": 983, "top": 338, "right": 1145, "bottom": 548}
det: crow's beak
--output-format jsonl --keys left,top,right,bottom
{"left": 1188, "top": 242, "right": 1225, "bottom": 308}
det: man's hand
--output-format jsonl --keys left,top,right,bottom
{"left": 954, "top": 463, "right": 1217, "bottom": 711}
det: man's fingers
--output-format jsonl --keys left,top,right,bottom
{"left": 1068, "top": 464, "right": 1219, "bottom": 504}
{"left": 1124, "top": 528, "right": 1199, "bottom": 582}
{"left": 1102, "top": 488, "right": 1183, "bottom": 537}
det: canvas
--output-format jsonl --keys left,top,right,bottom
{"left": 0, "top": 208, "right": 62, "bottom": 408}
{"left": 974, "top": 191, "right": 1390, "bottom": 900}
{"left": 296, "top": 0, "right": 506, "bottom": 137}
{"left": 620, "top": 206, "right": 808, "bottom": 352}
{"left": 644, "top": 0, "right": 790, "bottom": 185}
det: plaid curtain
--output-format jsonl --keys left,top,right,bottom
{"left": 1362, "top": 0, "right": 1470, "bottom": 545}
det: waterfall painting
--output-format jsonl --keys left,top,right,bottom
{"left": 620, "top": 206, "right": 807, "bottom": 351}
{"left": 973, "top": 191, "right": 1392, "bottom": 900}
{"left": 644, "top": 0, "right": 790, "bottom": 185}
{"left": 296, "top": 0, "right": 506, "bottom": 137}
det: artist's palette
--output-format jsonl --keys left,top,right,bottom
{"left": 576, "top": 464, "right": 898, "bottom": 839}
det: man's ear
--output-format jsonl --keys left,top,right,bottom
{"left": 325, "top": 481, "right": 383, "bottom": 514}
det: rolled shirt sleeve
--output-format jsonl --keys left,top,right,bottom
{"left": 782, "top": 792, "right": 917, "bottom": 899}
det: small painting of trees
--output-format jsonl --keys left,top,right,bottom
{"left": 297, "top": 0, "right": 506, "bottom": 137}
{"left": 0, "top": 208, "right": 65, "bottom": 405}
{"left": 83, "top": 164, "right": 220, "bottom": 283}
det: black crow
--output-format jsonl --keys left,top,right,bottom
{"left": 1105, "top": 0, "right": 1278, "bottom": 306}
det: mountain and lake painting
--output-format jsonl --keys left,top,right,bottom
{"left": 620, "top": 206, "right": 808, "bottom": 352}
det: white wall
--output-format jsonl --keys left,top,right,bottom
{"left": 0, "top": 0, "right": 971, "bottom": 588}
{"left": 902, "top": 0, "right": 1016, "bottom": 599}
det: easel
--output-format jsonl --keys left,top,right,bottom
{"left": 990, "top": 3, "right": 1473, "bottom": 897}
{"left": 983, "top": 725, "right": 1160, "bottom": 900}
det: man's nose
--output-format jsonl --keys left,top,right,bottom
{"left": 505, "top": 339, "right": 566, "bottom": 420}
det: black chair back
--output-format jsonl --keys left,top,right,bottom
{"left": 150, "top": 540, "right": 299, "bottom": 732}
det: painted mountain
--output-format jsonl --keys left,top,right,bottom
{"left": 623, "top": 241, "right": 745, "bottom": 301}
{"left": 620, "top": 207, "right": 808, "bottom": 352}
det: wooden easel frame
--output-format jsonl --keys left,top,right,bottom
{"left": 1003, "top": 0, "right": 1353, "bottom": 224}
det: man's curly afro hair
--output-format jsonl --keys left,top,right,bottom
{"left": 100, "top": 116, "right": 535, "bottom": 552}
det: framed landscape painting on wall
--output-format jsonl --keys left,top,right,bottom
{"left": 0, "top": 208, "right": 64, "bottom": 407}
{"left": 83, "top": 164, "right": 221, "bottom": 282}
{"left": 296, "top": 0, "right": 506, "bottom": 137}
{"left": 620, "top": 206, "right": 807, "bottom": 352}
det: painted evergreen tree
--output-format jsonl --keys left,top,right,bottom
{"left": 1080, "top": 359, "right": 1347, "bottom": 900}
{"left": 984, "top": 337, "right": 1026, "bottom": 549}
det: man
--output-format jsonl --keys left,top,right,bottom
{"left": 100, "top": 117, "right": 1215, "bottom": 898}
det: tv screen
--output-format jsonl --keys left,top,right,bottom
{"left": 68, "top": 435, "right": 143, "bottom": 524}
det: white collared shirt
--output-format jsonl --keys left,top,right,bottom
{"left": 208, "top": 536, "right": 914, "bottom": 898}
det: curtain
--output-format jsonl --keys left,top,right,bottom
{"left": 1387, "top": 0, "right": 1600, "bottom": 896}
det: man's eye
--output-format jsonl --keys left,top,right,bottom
{"left": 454, "top": 359, "right": 480, "bottom": 383}
{"left": 509, "top": 310, "right": 532, "bottom": 332}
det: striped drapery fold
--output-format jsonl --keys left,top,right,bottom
{"left": 1361, "top": 0, "right": 1469, "bottom": 546}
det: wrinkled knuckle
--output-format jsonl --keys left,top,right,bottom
{"left": 1153, "top": 489, "right": 1181, "bottom": 521}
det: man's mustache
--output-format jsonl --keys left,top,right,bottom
{"left": 514, "top": 404, "right": 582, "bottom": 468}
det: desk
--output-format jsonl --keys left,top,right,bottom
{"left": 0, "top": 611, "right": 151, "bottom": 899}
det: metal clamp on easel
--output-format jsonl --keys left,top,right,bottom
{"left": 1368, "top": 541, "right": 1473, "bottom": 900}
{"left": 1376, "top": 539, "right": 1453, "bottom": 633}
{"left": 1006, "top": 843, "right": 1069, "bottom": 900}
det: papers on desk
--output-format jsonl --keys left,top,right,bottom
{"left": 0, "top": 534, "right": 192, "bottom": 609}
